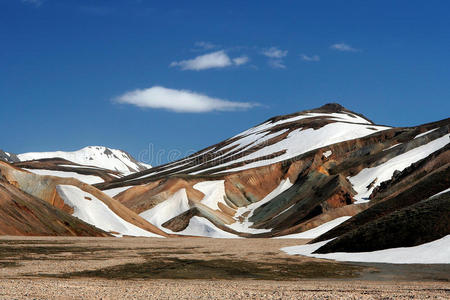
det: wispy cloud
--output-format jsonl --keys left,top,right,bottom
{"left": 233, "top": 55, "right": 249, "bottom": 66}
{"left": 115, "top": 86, "right": 258, "bottom": 113}
{"left": 300, "top": 54, "right": 320, "bottom": 62}
{"left": 194, "top": 41, "right": 217, "bottom": 51}
{"left": 330, "top": 43, "right": 359, "bottom": 52}
{"left": 261, "top": 47, "right": 288, "bottom": 69}
{"left": 21, "top": 0, "right": 43, "bottom": 7}
{"left": 262, "top": 47, "right": 288, "bottom": 58}
{"left": 170, "top": 50, "right": 249, "bottom": 71}
{"left": 268, "top": 59, "right": 286, "bottom": 69}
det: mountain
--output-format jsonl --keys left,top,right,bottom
{"left": 0, "top": 176, "right": 109, "bottom": 237}
{"left": 0, "top": 149, "right": 19, "bottom": 164}
{"left": 92, "top": 103, "right": 449, "bottom": 241}
{"left": 97, "top": 103, "right": 390, "bottom": 188}
{"left": 2, "top": 146, "right": 152, "bottom": 186}
{"left": 17, "top": 146, "right": 151, "bottom": 174}
{"left": 0, "top": 161, "right": 167, "bottom": 238}
{"left": 0, "top": 103, "right": 448, "bottom": 262}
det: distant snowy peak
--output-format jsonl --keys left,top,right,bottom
{"left": 17, "top": 146, "right": 151, "bottom": 174}
{"left": 0, "top": 149, "right": 19, "bottom": 164}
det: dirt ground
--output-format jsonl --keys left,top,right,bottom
{"left": 0, "top": 236, "right": 449, "bottom": 299}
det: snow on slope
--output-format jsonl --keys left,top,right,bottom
{"left": 227, "top": 179, "right": 293, "bottom": 234}
{"left": 195, "top": 122, "right": 390, "bottom": 174}
{"left": 24, "top": 169, "right": 103, "bottom": 185}
{"left": 233, "top": 112, "right": 372, "bottom": 140}
{"left": 430, "top": 188, "right": 450, "bottom": 199}
{"left": 281, "top": 235, "right": 450, "bottom": 264}
{"left": 18, "top": 146, "right": 150, "bottom": 174}
{"left": 139, "top": 189, "right": 190, "bottom": 228}
{"left": 174, "top": 216, "right": 238, "bottom": 238}
{"left": 194, "top": 180, "right": 228, "bottom": 211}
{"left": 414, "top": 128, "right": 439, "bottom": 139}
{"left": 138, "top": 187, "right": 238, "bottom": 238}
{"left": 126, "top": 110, "right": 387, "bottom": 180}
{"left": 350, "top": 133, "right": 450, "bottom": 203}
{"left": 56, "top": 185, "right": 161, "bottom": 237}
{"left": 102, "top": 186, "right": 134, "bottom": 197}
{"left": 276, "top": 216, "right": 352, "bottom": 239}
{"left": 0, "top": 150, "right": 19, "bottom": 163}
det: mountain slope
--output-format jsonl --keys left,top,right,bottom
{"left": 96, "top": 103, "right": 391, "bottom": 189}
{"left": 0, "top": 161, "right": 167, "bottom": 237}
{"left": 18, "top": 146, "right": 150, "bottom": 175}
{"left": 94, "top": 103, "right": 449, "bottom": 242}
{"left": 0, "top": 177, "right": 109, "bottom": 236}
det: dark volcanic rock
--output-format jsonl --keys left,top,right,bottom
{"left": 314, "top": 191, "right": 450, "bottom": 254}
{"left": 312, "top": 162, "right": 450, "bottom": 243}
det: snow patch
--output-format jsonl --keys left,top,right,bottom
{"left": 18, "top": 146, "right": 149, "bottom": 174}
{"left": 24, "top": 169, "right": 103, "bottom": 185}
{"left": 323, "top": 150, "right": 332, "bottom": 158}
{"left": 227, "top": 179, "right": 293, "bottom": 234}
{"left": 350, "top": 134, "right": 450, "bottom": 203}
{"left": 175, "top": 216, "right": 239, "bottom": 238}
{"left": 102, "top": 186, "right": 134, "bottom": 197}
{"left": 56, "top": 185, "right": 161, "bottom": 237}
{"left": 193, "top": 180, "right": 228, "bottom": 211}
{"left": 139, "top": 189, "right": 190, "bottom": 228}
{"left": 281, "top": 235, "right": 450, "bottom": 264}
{"left": 383, "top": 143, "right": 402, "bottom": 151}
{"left": 212, "top": 122, "right": 390, "bottom": 174}
{"left": 414, "top": 128, "right": 439, "bottom": 139}
{"left": 429, "top": 187, "right": 450, "bottom": 199}
{"left": 276, "top": 216, "right": 351, "bottom": 239}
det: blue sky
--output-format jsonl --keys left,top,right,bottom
{"left": 1, "top": 0, "right": 449, "bottom": 165}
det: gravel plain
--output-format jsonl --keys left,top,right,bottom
{"left": 1, "top": 278, "right": 449, "bottom": 299}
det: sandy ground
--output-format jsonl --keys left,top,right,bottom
{"left": 1, "top": 278, "right": 449, "bottom": 299}
{"left": 0, "top": 236, "right": 449, "bottom": 299}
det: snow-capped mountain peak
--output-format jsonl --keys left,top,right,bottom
{"left": 17, "top": 146, "right": 150, "bottom": 174}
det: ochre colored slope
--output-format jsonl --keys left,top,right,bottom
{"left": 0, "top": 179, "right": 109, "bottom": 236}
{"left": 0, "top": 161, "right": 168, "bottom": 237}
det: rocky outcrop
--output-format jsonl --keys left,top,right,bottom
{"left": 0, "top": 150, "right": 19, "bottom": 163}
{"left": 312, "top": 152, "right": 450, "bottom": 243}
{"left": 314, "top": 191, "right": 450, "bottom": 253}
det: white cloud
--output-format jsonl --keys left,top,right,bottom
{"left": 170, "top": 50, "right": 249, "bottom": 71}
{"left": 194, "top": 41, "right": 217, "bottom": 51}
{"left": 115, "top": 86, "right": 258, "bottom": 113}
{"left": 262, "top": 47, "right": 288, "bottom": 58}
{"left": 261, "top": 47, "right": 288, "bottom": 69}
{"left": 233, "top": 55, "right": 249, "bottom": 66}
{"left": 300, "top": 54, "right": 320, "bottom": 62}
{"left": 330, "top": 43, "right": 359, "bottom": 52}
{"left": 268, "top": 59, "right": 286, "bottom": 69}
